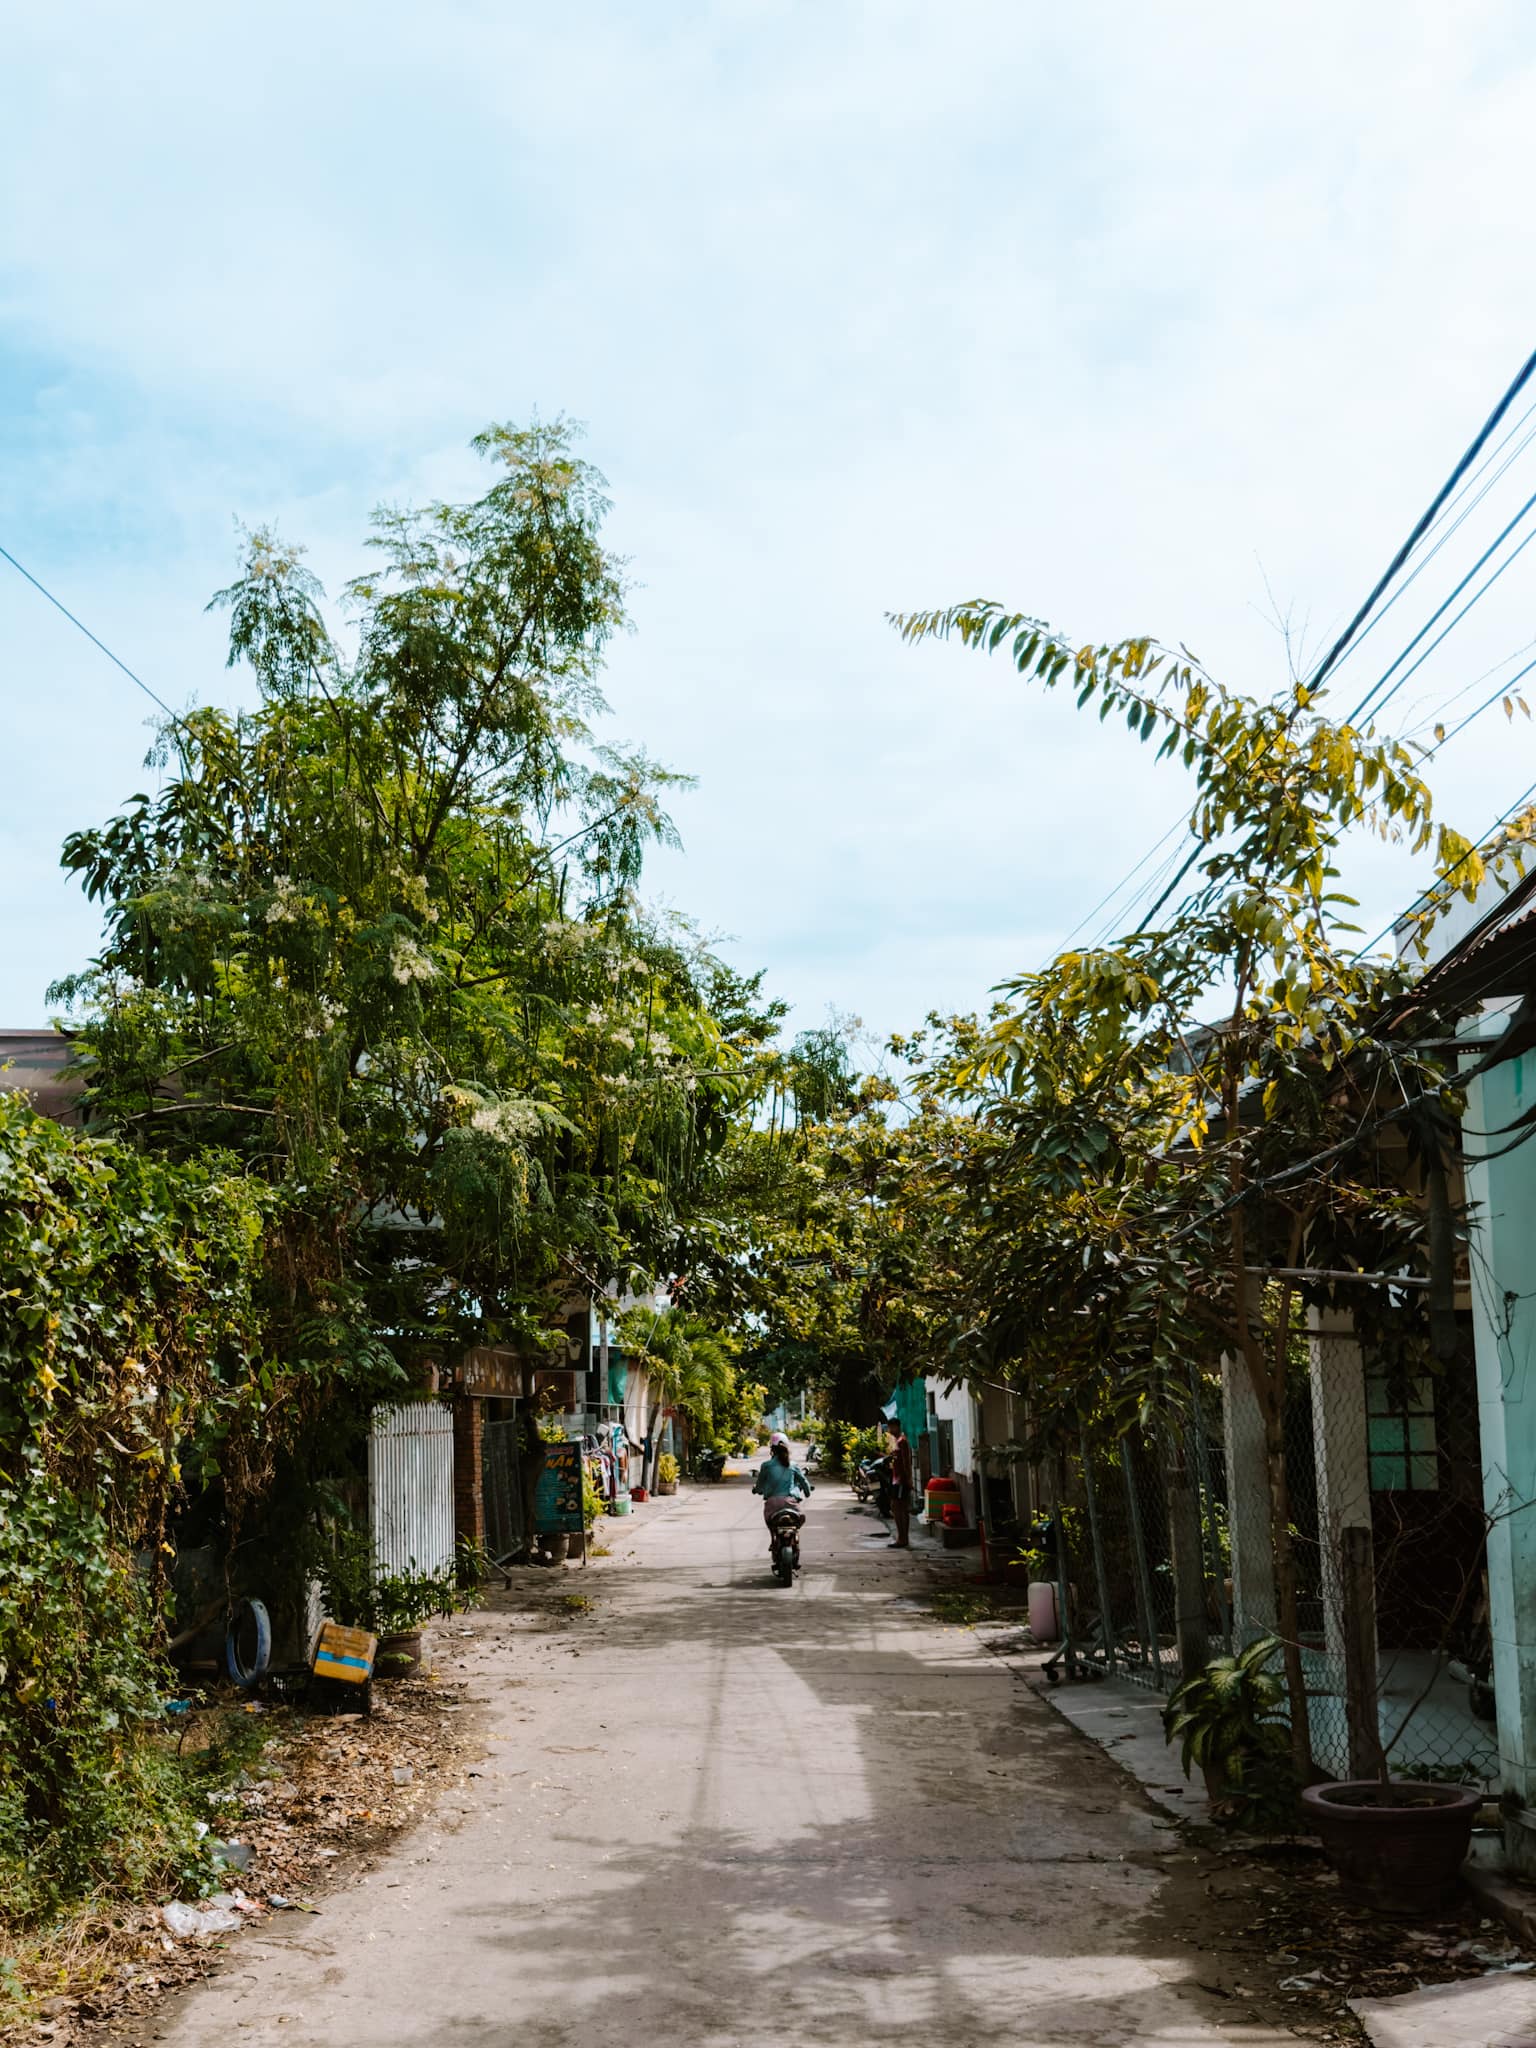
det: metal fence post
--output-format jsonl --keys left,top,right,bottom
{"left": 1080, "top": 1429, "right": 1118, "bottom": 1668}
{"left": 1189, "top": 1372, "right": 1233, "bottom": 1655}
{"left": 1122, "top": 1434, "right": 1165, "bottom": 1688}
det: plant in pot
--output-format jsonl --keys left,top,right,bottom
{"left": 371, "top": 1569, "right": 457, "bottom": 1678}
{"left": 320, "top": 1530, "right": 457, "bottom": 1680}
{"left": 1163, "top": 1634, "right": 1298, "bottom": 1832}
{"left": 655, "top": 1452, "right": 679, "bottom": 1496}
{"left": 1295, "top": 1524, "right": 1487, "bottom": 1916}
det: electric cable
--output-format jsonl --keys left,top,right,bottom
{"left": 1400, "top": 635, "right": 1536, "bottom": 741}
{"left": 0, "top": 541, "right": 183, "bottom": 727}
{"left": 1080, "top": 351, "right": 1536, "bottom": 940}
{"left": 1309, "top": 344, "right": 1536, "bottom": 699}
{"left": 1346, "top": 486, "right": 1536, "bottom": 727}
{"left": 1321, "top": 399, "right": 1536, "bottom": 688}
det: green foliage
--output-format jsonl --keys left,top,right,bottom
{"left": 1162, "top": 1636, "right": 1296, "bottom": 1831}
{"left": 581, "top": 1468, "right": 606, "bottom": 1527}
{"left": 52, "top": 417, "right": 770, "bottom": 1386}
{"left": 846, "top": 1424, "right": 885, "bottom": 1467}
{"left": 656, "top": 1451, "right": 679, "bottom": 1486}
{"left": 0, "top": 1483, "right": 217, "bottom": 1923}
{"left": 316, "top": 1524, "right": 459, "bottom": 1632}
{"left": 820, "top": 1420, "right": 857, "bottom": 1475}
{"left": 0, "top": 1096, "right": 263, "bottom": 1926}
{"left": 616, "top": 1307, "right": 759, "bottom": 1452}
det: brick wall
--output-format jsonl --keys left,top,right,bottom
{"left": 452, "top": 1395, "right": 485, "bottom": 1551}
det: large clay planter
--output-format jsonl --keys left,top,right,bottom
{"left": 656, "top": 1480, "right": 677, "bottom": 1495}
{"left": 1299, "top": 1780, "right": 1481, "bottom": 1915}
{"left": 376, "top": 1629, "right": 424, "bottom": 1680}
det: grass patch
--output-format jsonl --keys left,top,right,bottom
{"left": 559, "top": 1594, "right": 591, "bottom": 1614}
{"left": 926, "top": 1588, "right": 999, "bottom": 1627}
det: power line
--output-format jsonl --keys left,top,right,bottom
{"left": 1309, "top": 343, "right": 1536, "bottom": 699}
{"left": 1320, "top": 399, "right": 1536, "bottom": 688}
{"left": 1073, "top": 354, "right": 1536, "bottom": 950}
{"left": 1346, "top": 486, "right": 1536, "bottom": 726}
{"left": 1401, "top": 634, "right": 1536, "bottom": 740}
{"left": 0, "top": 541, "right": 182, "bottom": 727}
{"left": 1060, "top": 817, "right": 1186, "bottom": 950}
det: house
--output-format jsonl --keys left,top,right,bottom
{"left": 0, "top": 1027, "right": 81, "bottom": 1122}
{"left": 1397, "top": 862, "right": 1536, "bottom": 1874}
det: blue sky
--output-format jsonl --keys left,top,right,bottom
{"left": 5, "top": 2, "right": 1536, "bottom": 1037}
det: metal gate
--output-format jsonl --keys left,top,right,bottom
{"left": 369, "top": 1401, "right": 456, "bottom": 1576}
{"left": 482, "top": 1416, "right": 526, "bottom": 1566}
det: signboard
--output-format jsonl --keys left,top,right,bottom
{"left": 534, "top": 1439, "right": 585, "bottom": 1535}
{"left": 455, "top": 1346, "right": 529, "bottom": 1397}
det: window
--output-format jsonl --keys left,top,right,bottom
{"left": 1367, "top": 1372, "right": 1438, "bottom": 1492}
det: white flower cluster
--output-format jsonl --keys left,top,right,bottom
{"left": 390, "top": 935, "right": 438, "bottom": 985}
{"left": 300, "top": 994, "right": 346, "bottom": 1040}
{"left": 264, "top": 875, "right": 308, "bottom": 925}
{"left": 470, "top": 1098, "right": 543, "bottom": 1143}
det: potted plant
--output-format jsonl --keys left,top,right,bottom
{"left": 1299, "top": 1775, "right": 1482, "bottom": 1916}
{"left": 371, "top": 1568, "right": 457, "bottom": 1678}
{"left": 319, "top": 1531, "right": 458, "bottom": 1680}
{"left": 655, "top": 1452, "right": 679, "bottom": 1496}
{"left": 1163, "top": 1635, "right": 1297, "bottom": 1830}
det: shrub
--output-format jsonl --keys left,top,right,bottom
{"left": 0, "top": 1485, "right": 215, "bottom": 1922}
{"left": 1162, "top": 1635, "right": 1296, "bottom": 1831}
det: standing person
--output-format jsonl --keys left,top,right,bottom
{"left": 885, "top": 1414, "right": 913, "bottom": 1549}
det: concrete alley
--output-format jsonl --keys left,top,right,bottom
{"left": 135, "top": 1472, "right": 1314, "bottom": 2048}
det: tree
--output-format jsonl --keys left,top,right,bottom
{"left": 891, "top": 601, "right": 1520, "bottom": 1777}
{"left": 51, "top": 419, "right": 774, "bottom": 1516}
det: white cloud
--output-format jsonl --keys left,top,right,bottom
{"left": 3, "top": 0, "right": 1536, "bottom": 1032}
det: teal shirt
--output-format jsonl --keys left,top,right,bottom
{"left": 754, "top": 1457, "right": 811, "bottom": 1500}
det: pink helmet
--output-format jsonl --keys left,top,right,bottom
{"left": 769, "top": 1431, "right": 789, "bottom": 1449}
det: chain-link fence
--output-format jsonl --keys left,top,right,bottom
{"left": 1048, "top": 1318, "right": 1497, "bottom": 1787}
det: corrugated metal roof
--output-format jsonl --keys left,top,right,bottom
{"left": 0, "top": 1029, "right": 83, "bottom": 1124}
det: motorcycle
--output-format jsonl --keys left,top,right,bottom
{"left": 768, "top": 1502, "right": 805, "bottom": 1586}
{"left": 695, "top": 1447, "right": 728, "bottom": 1482}
{"left": 852, "top": 1454, "right": 891, "bottom": 1513}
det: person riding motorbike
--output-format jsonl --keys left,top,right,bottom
{"left": 753, "top": 1432, "right": 812, "bottom": 1553}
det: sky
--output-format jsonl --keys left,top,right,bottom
{"left": 4, "top": 2, "right": 1536, "bottom": 1041}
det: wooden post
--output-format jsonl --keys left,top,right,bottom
{"left": 1341, "top": 1522, "right": 1387, "bottom": 1780}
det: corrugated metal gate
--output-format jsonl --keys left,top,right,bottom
{"left": 369, "top": 1401, "right": 456, "bottom": 1576}
{"left": 483, "top": 1416, "right": 526, "bottom": 1566}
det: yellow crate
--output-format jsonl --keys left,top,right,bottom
{"left": 311, "top": 1621, "right": 377, "bottom": 1685}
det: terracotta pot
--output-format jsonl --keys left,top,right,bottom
{"left": 376, "top": 1629, "right": 424, "bottom": 1679}
{"left": 1299, "top": 1780, "right": 1480, "bottom": 1915}
{"left": 656, "top": 1480, "right": 677, "bottom": 1495}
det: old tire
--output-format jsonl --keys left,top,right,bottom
{"left": 225, "top": 1599, "right": 271, "bottom": 1688}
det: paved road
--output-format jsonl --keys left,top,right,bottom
{"left": 145, "top": 1468, "right": 1302, "bottom": 2047}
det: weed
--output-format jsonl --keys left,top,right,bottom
{"left": 927, "top": 1589, "right": 997, "bottom": 1627}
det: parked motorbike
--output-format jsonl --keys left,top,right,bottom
{"left": 695, "top": 1447, "right": 728, "bottom": 1482}
{"left": 768, "top": 1503, "right": 805, "bottom": 1586}
{"left": 852, "top": 1454, "right": 891, "bottom": 1512}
